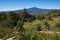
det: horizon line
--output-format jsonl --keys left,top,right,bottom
{"left": 0, "top": 7, "right": 60, "bottom": 12}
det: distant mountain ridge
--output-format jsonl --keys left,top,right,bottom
{"left": 0, "top": 7, "right": 58, "bottom": 15}
{"left": 27, "top": 7, "right": 55, "bottom": 15}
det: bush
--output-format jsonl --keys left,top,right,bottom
{"left": 16, "top": 31, "right": 60, "bottom": 40}
{"left": 55, "top": 23, "right": 60, "bottom": 27}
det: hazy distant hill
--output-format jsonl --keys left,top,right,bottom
{"left": 27, "top": 7, "right": 55, "bottom": 15}
{"left": 0, "top": 7, "right": 57, "bottom": 15}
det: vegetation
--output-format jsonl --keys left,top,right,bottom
{"left": 16, "top": 31, "right": 60, "bottom": 40}
{"left": 0, "top": 9, "right": 60, "bottom": 40}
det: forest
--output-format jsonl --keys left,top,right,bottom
{"left": 0, "top": 9, "right": 60, "bottom": 40}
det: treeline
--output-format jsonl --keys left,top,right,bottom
{"left": 0, "top": 9, "right": 35, "bottom": 22}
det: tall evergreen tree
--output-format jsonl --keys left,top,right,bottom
{"left": 20, "top": 8, "right": 29, "bottom": 22}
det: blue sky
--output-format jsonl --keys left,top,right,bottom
{"left": 0, "top": 0, "right": 60, "bottom": 11}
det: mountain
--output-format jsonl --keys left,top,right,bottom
{"left": 27, "top": 7, "right": 54, "bottom": 15}
{"left": 0, "top": 7, "right": 58, "bottom": 15}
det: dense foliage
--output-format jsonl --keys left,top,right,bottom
{"left": 0, "top": 9, "right": 60, "bottom": 40}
